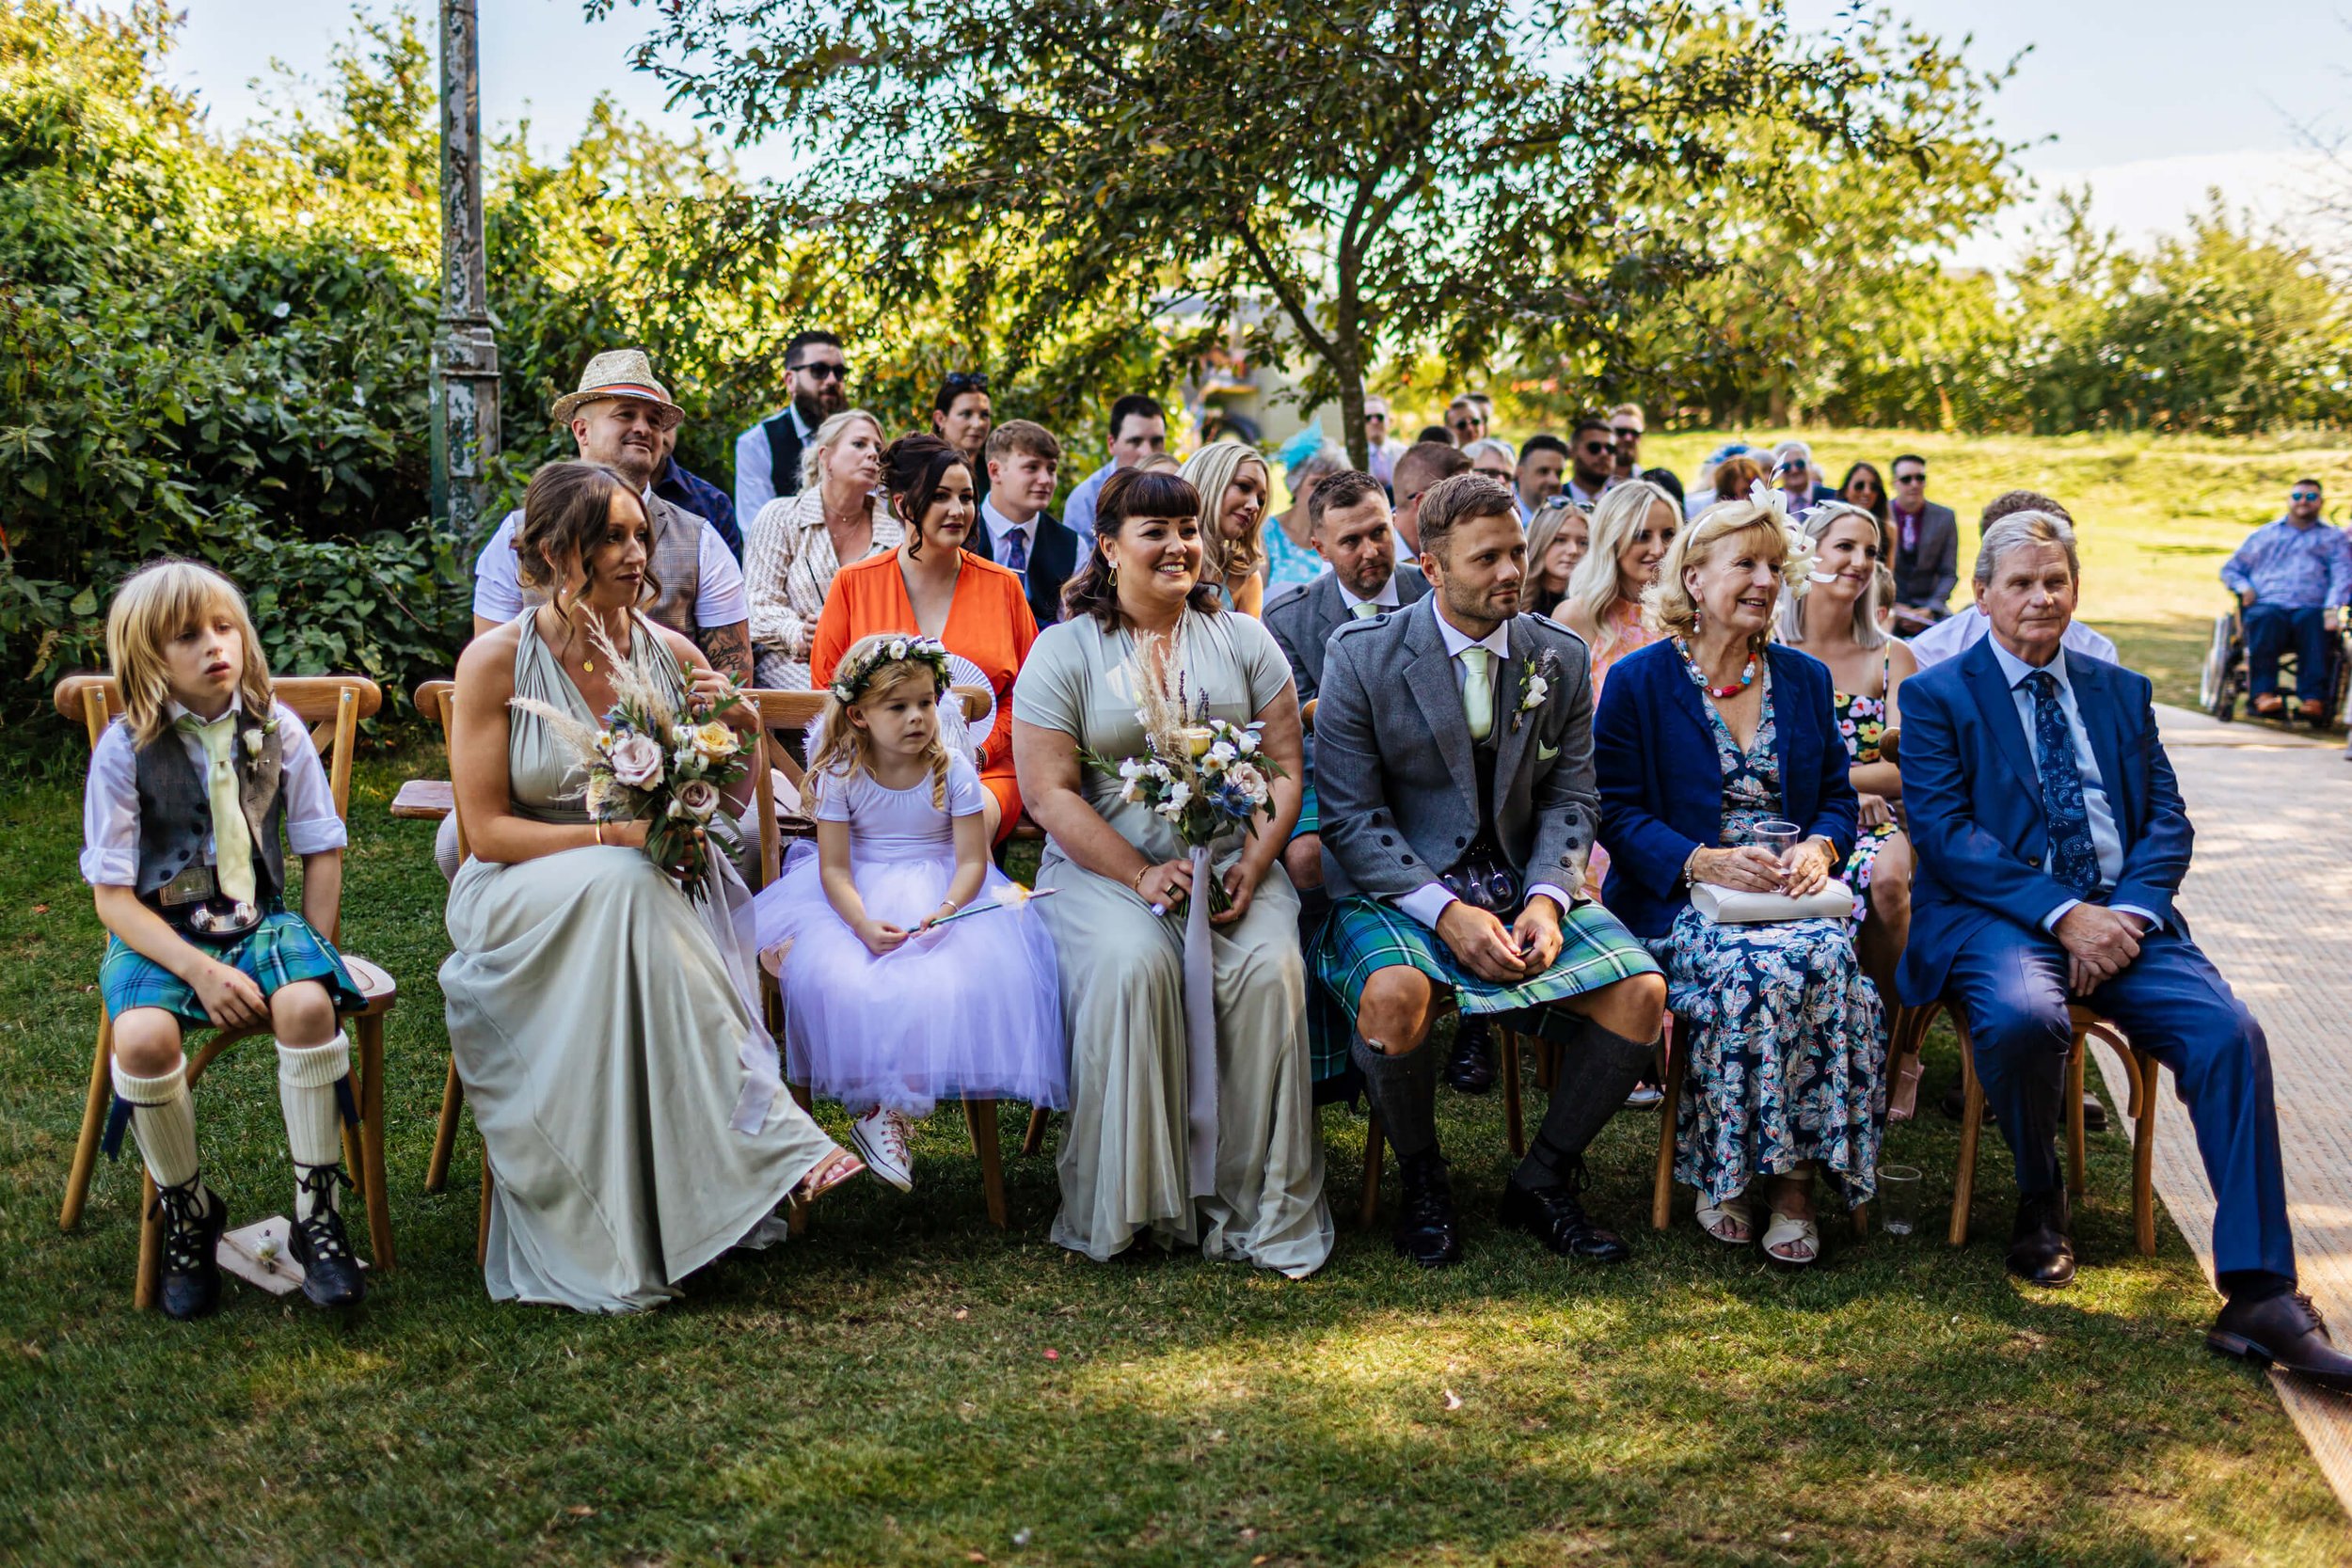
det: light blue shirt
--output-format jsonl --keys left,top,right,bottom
{"left": 1060, "top": 459, "right": 1118, "bottom": 542}
{"left": 1984, "top": 638, "right": 2159, "bottom": 932}
{"left": 2218, "top": 515, "right": 2352, "bottom": 610}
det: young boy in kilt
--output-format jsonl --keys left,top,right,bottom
{"left": 81, "top": 562, "right": 369, "bottom": 1319}
{"left": 1311, "top": 473, "right": 1667, "bottom": 1268}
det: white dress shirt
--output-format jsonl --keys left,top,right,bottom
{"left": 980, "top": 496, "right": 1039, "bottom": 568}
{"left": 1982, "top": 637, "right": 2158, "bottom": 932}
{"left": 82, "top": 696, "right": 347, "bottom": 887}
{"left": 1337, "top": 574, "right": 1403, "bottom": 614}
{"left": 1908, "top": 604, "right": 2119, "bottom": 669}
{"left": 470, "top": 500, "right": 749, "bottom": 629}
{"left": 1392, "top": 611, "right": 1578, "bottom": 930}
{"left": 731, "top": 404, "right": 814, "bottom": 525}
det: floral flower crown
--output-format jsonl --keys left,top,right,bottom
{"left": 830, "top": 635, "right": 954, "bottom": 705}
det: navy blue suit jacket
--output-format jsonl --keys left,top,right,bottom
{"left": 1895, "top": 635, "right": 2193, "bottom": 1006}
{"left": 1595, "top": 639, "right": 1858, "bottom": 940}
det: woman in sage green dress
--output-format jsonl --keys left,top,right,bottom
{"left": 442, "top": 461, "right": 859, "bottom": 1313}
{"left": 1011, "top": 466, "right": 1331, "bottom": 1276}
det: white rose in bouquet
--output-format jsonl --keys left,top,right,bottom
{"left": 608, "top": 732, "right": 663, "bottom": 787}
{"left": 675, "top": 779, "right": 721, "bottom": 820}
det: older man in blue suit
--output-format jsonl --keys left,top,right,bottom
{"left": 1899, "top": 509, "right": 2352, "bottom": 1389}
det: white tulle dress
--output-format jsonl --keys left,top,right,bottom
{"left": 754, "top": 752, "right": 1067, "bottom": 1117}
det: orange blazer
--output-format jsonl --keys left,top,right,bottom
{"left": 809, "top": 550, "right": 1040, "bottom": 826}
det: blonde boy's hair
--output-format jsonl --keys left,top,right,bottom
{"left": 105, "top": 560, "right": 274, "bottom": 748}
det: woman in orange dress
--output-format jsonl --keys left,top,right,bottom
{"left": 811, "top": 435, "right": 1038, "bottom": 844}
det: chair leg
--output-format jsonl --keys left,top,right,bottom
{"left": 61, "top": 1018, "right": 111, "bottom": 1232}
{"left": 1502, "top": 1028, "right": 1525, "bottom": 1158}
{"left": 1022, "top": 1105, "right": 1049, "bottom": 1157}
{"left": 476, "top": 1151, "right": 494, "bottom": 1269}
{"left": 1359, "top": 1107, "right": 1385, "bottom": 1227}
{"left": 135, "top": 1168, "right": 162, "bottom": 1311}
{"left": 426, "top": 1056, "right": 463, "bottom": 1195}
{"left": 356, "top": 1016, "right": 395, "bottom": 1271}
{"left": 2133, "top": 1049, "right": 2160, "bottom": 1257}
{"left": 965, "top": 1099, "right": 1008, "bottom": 1228}
{"left": 2065, "top": 1031, "right": 2090, "bottom": 1202}
{"left": 1949, "top": 1022, "right": 1982, "bottom": 1247}
{"left": 1650, "top": 1029, "right": 1680, "bottom": 1230}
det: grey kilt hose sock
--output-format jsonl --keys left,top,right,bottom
{"left": 1513, "top": 1016, "right": 1659, "bottom": 1192}
{"left": 1353, "top": 1030, "right": 1440, "bottom": 1163}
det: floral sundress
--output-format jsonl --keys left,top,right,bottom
{"left": 1646, "top": 654, "right": 1887, "bottom": 1210}
{"left": 1831, "top": 646, "right": 1899, "bottom": 921}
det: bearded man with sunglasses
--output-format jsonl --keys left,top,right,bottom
{"left": 1563, "top": 416, "right": 1620, "bottom": 509}
{"left": 2220, "top": 479, "right": 2352, "bottom": 721}
{"left": 733, "top": 329, "right": 850, "bottom": 522}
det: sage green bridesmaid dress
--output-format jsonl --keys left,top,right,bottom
{"left": 440, "top": 613, "right": 842, "bottom": 1312}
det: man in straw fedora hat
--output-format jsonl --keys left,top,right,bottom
{"left": 469, "top": 348, "right": 753, "bottom": 685}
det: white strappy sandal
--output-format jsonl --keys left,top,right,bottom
{"left": 1762, "top": 1209, "right": 1820, "bottom": 1268}
{"left": 1695, "top": 1194, "right": 1756, "bottom": 1246}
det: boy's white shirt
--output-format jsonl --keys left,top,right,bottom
{"left": 80, "top": 694, "right": 346, "bottom": 888}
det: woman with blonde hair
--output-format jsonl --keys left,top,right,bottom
{"left": 1780, "top": 499, "right": 1920, "bottom": 1114}
{"left": 1180, "top": 438, "right": 1274, "bottom": 617}
{"left": 1595, "top": 496, "right": 1884, "bottom": 1267}
{"left": 1560, "top": 478, "right": 1681, "bottom": 692}
{"left": 742, "top": 408, "right": 900, "bottom": 688}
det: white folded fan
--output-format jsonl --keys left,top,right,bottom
{"left": 1691, "top": 879, "right": 1853, "bottom": 925}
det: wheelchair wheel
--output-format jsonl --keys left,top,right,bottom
{"left": 2331, "top": 624, "right": 2352, "bottom": 728}
{"left": 2200, "top": 610, "right": 2239, "bottom": 721}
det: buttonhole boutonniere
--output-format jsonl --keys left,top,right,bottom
{"left": 1512, "top": 649, "right": 1561, "bottom": 735}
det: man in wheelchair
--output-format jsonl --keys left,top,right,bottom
{"left": 2218, "top": 480, "right": 2351, "bottom": 722}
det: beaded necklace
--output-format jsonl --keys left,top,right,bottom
{"left": 1677, "top": 635, "right": 1757, "bottom": 699}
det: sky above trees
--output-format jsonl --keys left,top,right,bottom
{"left": 134, "top": 0, "right": 2352, "bottom": 267}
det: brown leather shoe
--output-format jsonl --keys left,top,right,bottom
{"left": 2209, "top": 1291, "right": 2352, "bottom": 1392}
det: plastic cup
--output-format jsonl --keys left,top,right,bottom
{"left": 1749, "top": 817, "right": 1802, "bottom": 857}
{"left": 1877, "top": 1164, "right": 1922, "bottom": 1237}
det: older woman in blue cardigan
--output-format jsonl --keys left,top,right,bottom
{"left": 1595, "top": 496, "right": 1884, "bottom": 1267}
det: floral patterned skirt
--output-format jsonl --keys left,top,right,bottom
{"left": 1650, "top": 904, "right": 1886, "bottom": 1210}
{"left": 1842, "top": 823, "right": 1899, "bottom": 920}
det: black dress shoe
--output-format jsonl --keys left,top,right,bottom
{"left": 1500, "top": 1180, "right": 1631, "bottom": 1262}
{"left": 288, "top": 1166, "right": 366, "bottom": 1308}
{"left": 1393, "top": 1153, "right": 1462, "bottom": 1268}
{"left": 2081, "top": 1095, "right": 2109, "bottom": 1134}
{"left": 1939, "top": 1084, "right": 1966, "bottom": 1121}
{"left": 2209, "top": 1291, "right": 2352, "bottom": 1391}
{"left": 153, "top": 1179, "right": 228, "bottom": 1322}
{"left": 2006, "top": 1191, "right": 2075, "bottom": 1289}
{"left": 1445, "top": 1016, "right": 1495, "bottom": 1096}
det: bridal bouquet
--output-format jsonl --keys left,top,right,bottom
{"left": 1084, "top": 643, "right": 1285, "bottom": 915}
{"left": 512, "top": 621, "right": 752, "bottom": 901}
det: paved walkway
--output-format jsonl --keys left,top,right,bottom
{"left": 2095, "top": 706, "right": 2352, "bottom": 1508}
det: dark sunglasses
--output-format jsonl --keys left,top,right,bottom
{"left": 1850, "top": 479, "right": 1882, "bottom": 493}
{"left": 790, "top": 360, "right": 849, "bottom": 381}
{"left": 1894, "top": 470, "right": 1926, "bottom": 483}
{"left": 1611, "top": 426, "right": 1640, "bottom": 439}
{"left": 2292, "top": 489, "right": 2323, "bottom": 501}
{"left": 942, "top": 370, "right": 989, "bottom": 392}
{"left": 1581, "top": 441, "right": 1612, "bottom": 455}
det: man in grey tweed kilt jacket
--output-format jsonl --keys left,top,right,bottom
{"left": 1312, "top": 473, "right": 1666, "bottom": 1268}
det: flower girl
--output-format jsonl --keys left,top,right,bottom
{"left": 755, "top": 634, "right": 1065, "bottom": 1190}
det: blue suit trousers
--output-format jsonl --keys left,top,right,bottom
{"left": 1945, "top": 919, "right": 2295, "bottom": 1283}
{"left": 2243, "top": 602, "right": 2332, "bottom": 703}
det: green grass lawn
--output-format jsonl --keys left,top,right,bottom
{"left": 5, "top": 751, "right": 2349, "bottom": 1566}
{"left": 1641, "top": 428, "right": 2352, "bottom": 711}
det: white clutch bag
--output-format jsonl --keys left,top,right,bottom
{"left": 1691, "top": 879, "right": 1853, "bottom": 925}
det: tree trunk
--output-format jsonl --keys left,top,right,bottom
{"left": 1337, "top": 363, "right": 1369, "bottom": 472}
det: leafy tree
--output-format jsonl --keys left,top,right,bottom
{"left": 595, "top": 0, "right": 2010, "bottom": 467}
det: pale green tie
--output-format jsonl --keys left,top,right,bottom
{"left": 1460, "top": 646, "right": 1495, "bottom": 743}
{"left": 176, "top": 711, "right": 255, "bottom": 904}
{"left": 1350, "top": 600, "right": 1379, "bottom": 620}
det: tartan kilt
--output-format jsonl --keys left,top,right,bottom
{"left": 101, "top": 909, "right": 364, "bottom": 1026}
{"left": 1314, "top": 895, "right": 1660, "bottom": 1046}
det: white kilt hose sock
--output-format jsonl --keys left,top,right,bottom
{"left": 110, "top": 1059, "right": 200, "bottom": 1191}
{"left": 277, "top": 1036, "right": 353, "bottom": 1218}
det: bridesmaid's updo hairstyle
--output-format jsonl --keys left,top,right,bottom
{"left": 1060, "top": 466, "right": 1223, "bottom": 629}
{"left": 882, "top": 433, "right": 970, "bottom": 560}
{"left": 516, "top": 460, "right": 661, "bottom": 630}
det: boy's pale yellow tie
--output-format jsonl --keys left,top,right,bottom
{"left": 176, "top": 711, "right": 256, "bottom": 903}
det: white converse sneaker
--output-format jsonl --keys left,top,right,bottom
{"left": 850, "top": 1107, "right": 915, "bottom": 1192}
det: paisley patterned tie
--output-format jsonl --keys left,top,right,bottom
{"left": 2025, "top": 671, "right": 2101, "bottom": 897}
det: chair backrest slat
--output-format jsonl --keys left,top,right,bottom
{"left": 415, "top": 680, "right": 466, "bottom": 864}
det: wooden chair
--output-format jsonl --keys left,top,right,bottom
{"left": 1922, "top": 996, "right": 2160, "bottom": 1255}
{"left": 1357, "top": 1008, "right": 1534, "bottom": 1227}
{"left": 1651, "top": 1012, "right": 1869, "bottom": 1239}
{"left": 54, "top": 673, "right": 400, "bottom": 1307}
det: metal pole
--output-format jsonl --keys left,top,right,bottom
{"left": 432, "top": 0, "right": 500, "bottom": 554}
